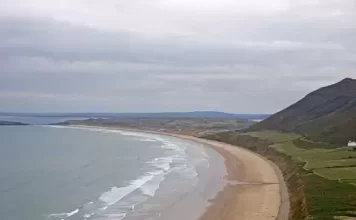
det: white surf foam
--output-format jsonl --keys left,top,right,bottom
{"left": 47, "top": 125, "right": 165, "bottom": 144}
{"left": 105, "top": 213, "right": 127, "bottom": 220}
{"left": 99, "top": 170, "right": 163, "bottom": 206}
{"left": 147, "top": 157, "right": 172, "bottom": 171}
{"left": 49, "top": 125, "right": 197, "bottom": 176}
{"left": 47, "top": 125, "right": 205, "bottom": 219}
{"left": 48, "top": 208, "right": 79, "bottom": 220}
{"left": 140, "top": 172, "right": 166, "bottom": 197}
{"left": 67, "top": 209, "right": 79, "bottom": 217}
{"left": 83, "top": 212, "right": 94, "bottom": 218}
{"left": 95, "top": 154, "right": 176, "bottom": 219}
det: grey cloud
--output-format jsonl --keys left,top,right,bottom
{"left": 1, "top": 16, "right": 353, "bottom": 66}
{"left": 0, "top": 0, "right": 355, "bottom": 113}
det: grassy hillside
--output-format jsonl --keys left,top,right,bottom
{"left": 204, "top": 131, "right": 356, "bottom": 220}
{"left": 250, "top": 78, "right": 356, "bottom": 145}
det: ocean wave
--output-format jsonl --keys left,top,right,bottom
{"left": 147, "top": 157, "right": 172, "bottom": 170}
{"left": 46, "top": 125, "right": 204, "bottom": 219}
{"left": 48, "top": 125, "right": 197, "bottom": 177}
{"left": 100, "top": 155, "right": 175, "bottom": 206}
{"left": 140, "top": 173, "right": 166, "bottom": 197}
{"left": 48, "top": 168, "right": 168, "bottom": 220}
{"left": 48, "top": 208, "right": 79, "bottom": 219}
{"left": 99, "top": 172, "right": 158, "bottom": 206}
{"left": 83, "top": 212, "right": 94, "bottom": 219}
{"left": 47, "top": 125, "right": 164, "bottom": 144}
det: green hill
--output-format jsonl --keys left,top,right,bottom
{"left": 250, "top": 78, "right": 356, "bottom": 145}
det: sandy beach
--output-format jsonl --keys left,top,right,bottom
{"left": 72, "top": 125, "right": 289, "bottom": 220}
{"left": 174, "top": 135, "right": 289, "bottom": 220}
{"left": 132, "top": 131, "right": 289, "bottom": 220}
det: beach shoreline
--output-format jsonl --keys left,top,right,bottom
{"left": 69, "top": 125, "right": 289, "bottom": 220}
{"left": 172, "top": 134, "right": 289, "bottom": 220}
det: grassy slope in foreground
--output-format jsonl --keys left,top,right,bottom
{"left": 203, "top": 130, "right": 356, "bottom": 220}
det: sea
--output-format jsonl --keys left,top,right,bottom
{"left": 0, "top": 118, "right": 227, "bottom": 220}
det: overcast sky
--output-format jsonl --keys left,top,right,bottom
{"left": 1, "top": 0, "right": 355, "bottom": 113}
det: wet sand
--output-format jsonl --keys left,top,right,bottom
{"left": 176, "top": 136, "right": 289, "bottom": 220}
{"left": 143, "top": 133, "right": 289, "bottom": 220}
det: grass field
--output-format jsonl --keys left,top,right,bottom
{"left": 204, "top": 130, "right": 356, "bottom": 220}
{"left": 304, "top": 174, "right": 356, "bottom": 220}
{"left": 245, "top": 130, "right": 300, "bottom": 143}
{"left": 314, "top": 167, "right": 356, "bottom": 180}
{"left": 250, "top": 131, "right": 356, "bottom": 182}
{"left": 343, "top": 180, "right": 356, "bottom": 186}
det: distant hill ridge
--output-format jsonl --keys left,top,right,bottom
{"left": 0, "top": 121, "right": 29, "bottom": 126}
{"left": 250, "top": 78, "right": 356, "bottom": 144}
{"left": 0, "top": 111, "right": 269, "bottom": 120}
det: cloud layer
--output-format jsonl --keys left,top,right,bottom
{"left": 1, "top": 0, "right": 355, "bottom": 113}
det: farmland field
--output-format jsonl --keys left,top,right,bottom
{"left": 204, "top": 130, "right": 356, "bottom": 219}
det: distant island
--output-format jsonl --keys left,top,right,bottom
{"left": 0, "top": 121, "right": 29, "bottom": 126}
